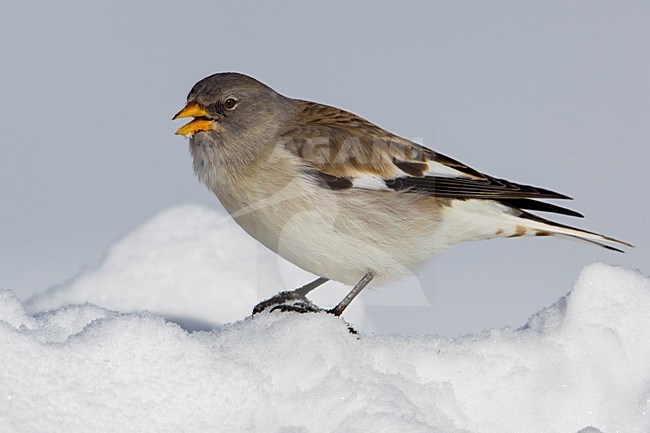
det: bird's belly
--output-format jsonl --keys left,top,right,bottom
{"left": 213, "top": 176, "right": 450, "bottom": 285}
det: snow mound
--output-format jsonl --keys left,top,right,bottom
{"left": 2, "top": 263, "right": 649, "bottom": 433}
{"left": 25, "top": 205, "right": 369, "bottom": 330}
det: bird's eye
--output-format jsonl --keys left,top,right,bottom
{"left": 224, "top": 97, "right": 238, "bottom": 110}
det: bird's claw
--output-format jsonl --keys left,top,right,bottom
{"left": 252, "top": 290, "right": 322, "bottom": 315}
{"left": 269, "top": 301, "right": 322, "bottom": 314}
{"left": 252, "top": 290, "right": 358, "bottom": 334}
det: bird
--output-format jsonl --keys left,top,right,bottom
{"left": 173, "top": 72, "right": 631, "bottom": 317}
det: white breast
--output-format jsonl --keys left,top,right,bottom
{"left": 191, "top": 143, "right": 454, "bottom": 285}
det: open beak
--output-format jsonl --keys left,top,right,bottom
{"left": 173, "top": 101, "right": 220, "bottom": 136}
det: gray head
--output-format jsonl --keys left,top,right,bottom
{"left": 173, "top": 72, "right": 289, "bottom": 141}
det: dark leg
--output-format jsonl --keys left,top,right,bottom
{"left": 252, "top": 277, "right": 329, "bottom": 315}
{"left": 329, "top": 272, "right": 374, "bottom": 317}
{"left": 294, "top": 277, "right": 329, "bottom": 296}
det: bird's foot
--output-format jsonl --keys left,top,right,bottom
{"left": 252, "top": 290, "right": 358, "bottom": 334}
{"left": 269, "top": 302, "right": 323, "bottom": 314}
{"left": 252, "top": 290, "right": 323, "bottom": 315}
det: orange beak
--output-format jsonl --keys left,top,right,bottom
{"left": 173, "top": 102, "right": 220, "bottom": 136}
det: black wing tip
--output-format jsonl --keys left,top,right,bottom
{"left": 498, "top": 198, "right": 584, "bottom": 218}
{"left": 490, "top": 177, "right": 573, "bottom": 200}
{"left": 603, "top": 244, "right": 626, "bottom": 253}
{"left": 541, "top": 189, "right": 573, "bottom": 200}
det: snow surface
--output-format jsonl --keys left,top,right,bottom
{"left": 24, "top": 205, "right": 377, "bottom": 331}
{"left": 1, "top": 263, "right": 649, "bottom": 433}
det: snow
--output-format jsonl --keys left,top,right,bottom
{"left": 2, "top": 205, "right": 649, "bottom": 432}
{"left": 1, "top": 260, "right": 649, "bottom": 432}
{"left": 24, "top": 205, "right": 373, "bottom": 331}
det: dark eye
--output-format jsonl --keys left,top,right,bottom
{"left": 224, "top": 97, "right": 238, "bottom": 110}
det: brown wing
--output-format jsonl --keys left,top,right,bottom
{"left": 281, "top": 100, "right": 579, "bottom": 216}
{"left": 281, "top": 100, "right": 484, "bottom": 180}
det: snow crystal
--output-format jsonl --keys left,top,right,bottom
{"left": 1, "top": 263, "right": 649, "bottom": 433}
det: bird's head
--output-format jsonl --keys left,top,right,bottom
{"left": 173, "top": 72, "right": 286, "bottom": 143}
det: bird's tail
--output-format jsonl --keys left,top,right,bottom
{"left": 510, "top": 211, "right": 633, "bottom": 252}
{"left": 442, "top": 199, "right": 632, "bottom": 252}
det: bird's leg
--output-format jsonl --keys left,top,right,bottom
{"left": 329, "top": 272, "right": 374, "bottom": 317}
{"left": 294, "top": 277, "right": 329, "bottom": 296}
{"left": 252, "top": 277, "right": 329, "bottom": 315}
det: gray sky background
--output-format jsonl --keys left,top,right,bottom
{"left": 1, "top": 1, "right": 648, "bottom": 335}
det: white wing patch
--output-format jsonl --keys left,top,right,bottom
{"left": 351, "top": 159, "right": 475, "bottom": 192}
{"left": 351, "top": 175, "right": 391, "bottom": 191}
{"left": 420, "top": 160, "right": 475, "bottom": 179}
